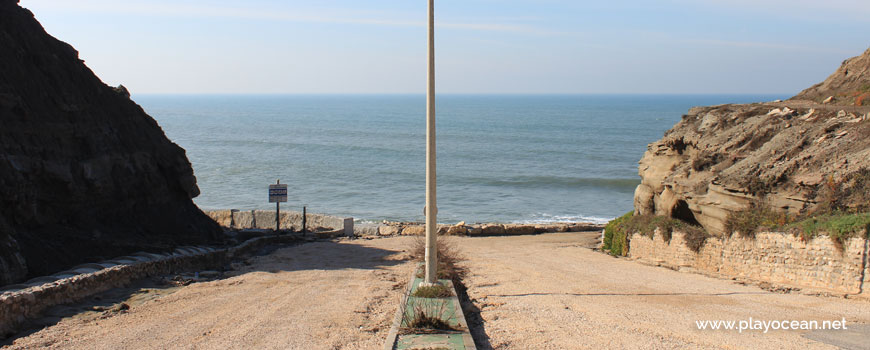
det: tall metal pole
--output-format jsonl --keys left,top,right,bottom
{"left": 424, "top": 0, "right": 438, "bottom": 285}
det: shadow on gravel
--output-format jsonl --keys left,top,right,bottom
{"left": 233, "top": 240, "right": 407, "bottom": 273}
{"left": 454, "top": 278, "right": 494, "bottom": 350}
{"left": 1, "top": 277, "right": 189, "bottom": 346}
{"left": 2, "top": 238, "right": 407, "bottom": 346}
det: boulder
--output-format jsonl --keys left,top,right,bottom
{"left": 446, "top": 225, "right": 467, "bottom": 236}
{"left": 467, "top": 226, "right": 483, "bottom": 236}
{"left": 401, "top": 225, "right": 425, "bottom": 236}
{"left": 378, "top": 225, "right": 400, "bottom": 236}
{"left": 504, "top": 225, "right": 536, "bottom": 236}
{"left": 480, "top": 224, "right": 506, "bottom": 236}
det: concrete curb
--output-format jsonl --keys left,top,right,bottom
{"left": 383, "top": 266, "right": 419, "bottom": 350}
{"left": 383, "top": 265, "right": 476, "bottom": 350}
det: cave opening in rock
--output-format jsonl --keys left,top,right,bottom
{"left": 671, "top": 200, "right": 701, "bottom": 226}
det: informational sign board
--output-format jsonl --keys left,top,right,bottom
{"left": 269, "top": 184, "right": 288, "bottom": 203}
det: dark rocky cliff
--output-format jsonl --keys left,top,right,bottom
{"left": 634, "top": 48, "right": 870, "bottom": 235}
{"left": 0, "top": 0, "right": 221, "bottom": 285}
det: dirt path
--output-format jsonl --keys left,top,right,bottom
{"left": 457, "top": 232, "right": 870, "bottom": 350}
{"left": 3, "top": 237, "right": 416, "bottom": 350}
{"left": 5, "top": 233, "right": 869, "bottom": 350}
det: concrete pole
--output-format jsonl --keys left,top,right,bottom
{"left": 424, "top": 0, "right": 438, "bottom": 285}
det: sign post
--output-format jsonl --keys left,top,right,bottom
{"left": 269, "top": 180, "right": 288, "bottom": 232}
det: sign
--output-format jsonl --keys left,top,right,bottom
{"left": 269, "top": 184, "right": 288, "bottom": 203}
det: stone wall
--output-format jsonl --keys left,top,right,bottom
{"left": 629, "top": 230, "right": 870, "bottom": 295}
{"left": 205, "top": 210, "right": 348, "bottom": 232}
{"left": 0, "top": 234, "right": 302, "bottom": 338}
{"left": 864, "top": 239, "right": 870, "bottom": 296}
{"left": 363, "top": 222, "right": 603, "bottom": 237}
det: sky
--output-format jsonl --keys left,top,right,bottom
{"left": 18, "top": 0, "right": 870, "bottom": 95}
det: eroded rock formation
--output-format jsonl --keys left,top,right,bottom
{"left": 635, "top": 48, "right": 870, "bottom": 235}
{"left": 0, "top": 0, "right": 221, "bottom": 285}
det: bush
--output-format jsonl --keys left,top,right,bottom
{"left": 409, "top": 236, "right": 466, "bottom": 281}
{"left": 604, "top": 211, "right": 710, "bottom": 255}
{"left": 790, "top": 212, "right": 870, "bottom": 247}
{"left": 814, "top": 168, "right": 870, "bottom": 214}
{"left": 603, "top": 211, "right": 633, "bottom": 255}
{"left": 400, "top": 298, "right": 459, "bottom": 333}
{"left": 683, "top": 226, "right": 709, "bottom": 253}
{"left": 725, "top": 201, "right": 789, "bottom": 238}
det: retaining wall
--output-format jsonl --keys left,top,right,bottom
{"left": 0, "top": 235, "right": 302, "bottom": 338}
{"left": 205, "top": 209, "right": 350, "bottom": 234}
{"left": 629, "top": 230, "right": 870, "bottom": 295}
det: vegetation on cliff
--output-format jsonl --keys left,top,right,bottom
{"left": 603, "top": 212, "right": 709, "bottom": 256}
{"left": 632, "top": 47, "right": 870, "bottom": 240}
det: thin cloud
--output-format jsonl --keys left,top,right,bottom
{"left": 21, "top": 0, "right": 572, "bottom": 36}
{"left": 685, "top": 0, "right": 870, "bottom": 22}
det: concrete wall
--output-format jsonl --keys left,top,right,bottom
{"left": 205, "top": 210, "right": 347, "bottom": 232}
{"left": 629, "top": 230, "right": 870, "bottom": 295}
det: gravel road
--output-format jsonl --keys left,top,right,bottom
{"left": 3, "top": 237, "right": 415, "bottom": 350}
{"left": 458, "top": 232, "right": 870, "bottom": 350}
{"left": 4, "top": 232, "right": 869, "bottom": 350}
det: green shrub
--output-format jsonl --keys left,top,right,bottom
{"left": 725, "top": 202, "right": 789, "bottom": 238}
{"left": 604, "top": 211, "right": 633, "bottom": 255}
{"left": 790, "top": 212, "right": 870, "bottom": 247}
{"left": 604, "top": 211, "right": 710, "bottom": 255}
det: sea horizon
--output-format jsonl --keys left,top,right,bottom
{"left": 137, "top": 93, "right": 788, "bottom": 224}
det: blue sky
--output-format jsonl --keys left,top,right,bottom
{"left": 19, "top": 0, "right": 870, "bottom": 94}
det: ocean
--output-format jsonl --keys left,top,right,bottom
{"left": 136, "top": 94, "right": 785, "bottom": 224}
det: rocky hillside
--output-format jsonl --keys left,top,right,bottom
{"left": 792, "top": 48, "right": 870, "bottom": 105}
{"left": 0, "top": 0, "right": 221, "bottom": 285}
{"left": 635, "top": 48, "right": 870, "bottom": 235}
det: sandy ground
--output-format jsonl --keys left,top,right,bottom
{"left": 5, "top": 232, "right": 870, "bottom": 350}
{"left": 3, "top": 237, "right": 416, "bottom": 350}
{"left": 457, "top": 232, "right": 870, "bottom": 350}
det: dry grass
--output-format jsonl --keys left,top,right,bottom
{"left": 412, "top": 284, "right": 453, "bottom": 298}
{"left": 400, "top": 298, "right": 460, "bottom": 334}
{"left": 724, "top": 201, "right": 790, "bottom": 238}
{"left": 813, "top": 168, "right": 870, "bottom": 214}
{"left": 408, "top": 236, "right": 466, "bottom": 282}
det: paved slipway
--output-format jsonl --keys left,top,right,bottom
{"left": 5, "top": 233, "right": 870, "bottom": 350}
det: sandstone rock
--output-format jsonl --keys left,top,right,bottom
{"left": 635, "top": 53, "right": 870, "bottom": 235}
{"left": 0, "top": 2, "right": 221, "bottom": 285}
{"left": 437, "top": 225, "right": 450, "bottom": 235}
{"left": 504, "top": 225, "right": 536, "bottom": 236}
{"left": 792, "top": 48, "right": 870, "bottom": 105}
{"left": 402, "top": 225, "right": 425, "bottom": 236}
{"left": 446, "top": 225, "right": 467, "bottom": 236}
{"left": 534, "top": 225, "right": 555, "bottom": 234}
{"left": 480, "top": 224, "right": 505, "bottom": 236}
{"left": 378, "top": 225, "right": 400, "bottom": 236}
{"left": 467, "top": 226, "right": 483, "bottom": 236}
